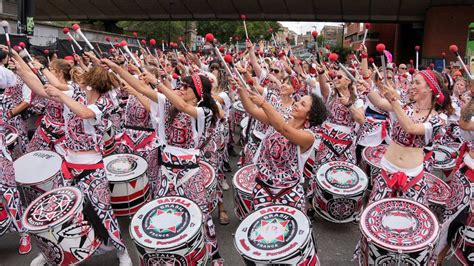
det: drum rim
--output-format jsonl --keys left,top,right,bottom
{"left": 130, "top": 196, "right": 203, "bottom": 250}
{"left": 316, "top": 161, "right": 368, "bottom": 196}
{"left": 432, "top": 144, "right": 457, "bottom": 169}
{"left": 14, "top": 150, "right": 63, "bottom": 184}
{"left": 199, "top": 160, "right": 216, "bottom": 188}
{"left": 103, "top": 153, "right": 148, "bottom": 182}
{"left": 232, "top": 164, "right": 256, "bottom": 193}
{"left": 22, "top": 186, "right": 83, "bottom": 232}
{"left": 360, "top": 197, "right": 440, "bottom": 252}
{"left": 234, "top": 204, "right": 312, "bottom": 261}
{"left": 424, "top": 172, "right": 451, "bottom": 204}
{"left": 362, "top": 144, "right": 387, "bottom": 168}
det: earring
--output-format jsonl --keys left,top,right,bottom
{"left": 304, "top": 120, "right": 310, "bottom": 128}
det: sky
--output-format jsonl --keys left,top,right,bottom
{"left": 279, "top": 21, "right": 343, "bottom": 34}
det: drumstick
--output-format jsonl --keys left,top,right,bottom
{"left": 63, "top": 27, "right": 83, "bottom": 52}
{"left": 240, "top": 15, "right": 249, "bottom": 40}
{"left": 450, "top": 44, "right": 474, "bottom": 80}
{"left": 1, "top": 20, "right": 12, "bottom": 55}
{"left": 376, "top": 43, "right": 388, "bottom": 85}
{"left": 71, "top": 24, "right": 100, "bottom": 58}
{"left": 415, "top": 45, "right": 420, "bottom": 71}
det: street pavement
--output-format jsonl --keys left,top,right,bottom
{"left": 0, "top": 140, "right": 462, "bottom": 265}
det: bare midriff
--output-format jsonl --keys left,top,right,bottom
{"left": 384, "top": 141, "right": 424, "bottom": 169}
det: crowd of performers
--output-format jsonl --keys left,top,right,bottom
{"left": 0, "top": 32, "right": 473, "bottom": 266}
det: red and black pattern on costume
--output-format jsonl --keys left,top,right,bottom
{"left": 26, "top": 83, "right": 75, "bottom": 153}
{"left": 390, "top": 103, "right": 444, "bottom": 149}
{"left": 326, "top": 98, "right": 357, "bottom": 127}
{"left": 65, "top": 166, "right": 126, "bottom": 251}
{"left": 314, "top": 123, "right": 356, "bottom": 166}
{"left": 155, "top": 105, "right": 219, "bottom": 256}
{"left": 252, "top": 181, "right": 305, "bottom": 211}
{"left": 444, "top": 163, "right": 472, "bottom": 223}
{"left": 116, "top": 94, "right": 159, "bottom": 195}
{"left": 63, "top": 87, "right": 112, "bottom": 153}
{"left": 256, "top": 129, "right": 302, "bottom": 188}
{"left": 4, "top": 75, "right": 29, "bottom": 156}
{"left": 368, "top": 172, "right": 428, "bottom": 204}
{"left": 0, "top": 93, "right": 25, "bottom": 234}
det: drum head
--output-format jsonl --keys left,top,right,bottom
{"left": 433, "top": 145, "right": 457, "bottom": 170}
{"left": 316, "top": 161, "right": 368, "bottom": 196}
{"left": 23, "top": 187, "right": 83, "bottom": 232}
{"left": 360, "top": 198, "right": 439, "bottom": 252}
{"left": 130, "top": 196, "right": 203, "bottom": 251}
{"left": 234, "top": 205, "right": 311, "bottom": 262}
{"left": 233, "top": 101, "right": 244, "bottom": 112}
{"left": 425, "top": 172, "right": 451, "bottom": 204}
{"left": 233, "top": 164, "right": 257, "bottom": 193}
{"left": 104, "top": 154, "right": 148, "bottom": 183}
{"left": 14, "top": 151, "right": 62, "bottom": 185}
{"left": 362, "top": 145, "right": 387, "bottom": 169}
{"left": 5, "top": 125, "right": 18, "bottom": 147}
{"left": 199, "top": 161, "right": 215, "bottom": 188}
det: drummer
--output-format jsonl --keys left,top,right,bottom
{"left": 0, "top": 47, "right": 31, "bottom": 255}
{"left": 15, "top": 59, "right": 133, "bottom": 265}
{"left": 437, "top": 97, "right": 474, "bottom": 265}
{"left": 364, "top": 69, "right": 450, "bottom": 203}
{"left": 235, "top": 76, "right": 327, "bottom": 211}
{"left": 103, "top": 58, "right": 225, "bottom": 265}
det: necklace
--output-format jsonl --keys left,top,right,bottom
{"left": 414, "top": 104, "right": 430, "bottom": 114}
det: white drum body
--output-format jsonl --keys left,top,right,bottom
{"left": 234, "top": 205, "right": 320, "bottom": 265}
{"left": 233, "top": 164, "right": 257, "bottom": 220}
{"left": 130, "top": 196, "right": 208, "bottom": 265}
{"left": 5, "top": 125, "right": 18, "bottom": 150}
{"left": 313, "top": 161, "right": 368, "bottom": 223}
{"left": 359, "top": 198, "right": 440, "bottom": 266}
{"left": 104, "top": 154, "right": 150, "bottom": 216}
{"left": 233, "top": 101, "right": 245, "bottom": 127}
{"left": 425, "top": 172, "right": 451, "bottom": 223}
{"left": 23, "top": 187, "right": 101, "bottom": 265}
{"left": 432, "top": 144, "right": 457, "bottom": 171}
{"left": 14, "top": 150, "right": 64, "bottom": 206}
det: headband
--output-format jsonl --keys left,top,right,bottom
{"left": 191, "top": 74, "right": 203, "bottom": 99}
{"left": 418, "top": 70, "right": 445, "bottom": 105}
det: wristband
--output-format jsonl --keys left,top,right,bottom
{"left": 318, "top": 70, "right": 325, "bottom": 75}
{"left": 360, "top": 53, "right": 368, "bottom": 59}
{"left": 363, "top": 76, "right": 370, "bottom": 80}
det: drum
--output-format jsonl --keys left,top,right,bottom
{"left": 130, "top": 196, "right": 208, "bottom": 265}
{"left": 23, "top": 187, "right": 101, "bottom": 265}
{"left": 359, "top": 198, "right": 440, "bottom": 266}
{"left": 0, "top": 202, "right": 11, "bottom": 237}
{"left": 362, "top": 144, "right": 387, "bottom": 183}
{"left": 234, "top": 205, "right": 320, "bottom": 265}
{"left": 14, "top": 150, "right": 64, "bottom": 206}
{"left": 425, "top": 172, "right": 451, "bottom": 223}
{"left": 199, "top": 161, "right": 218, "bottom": 213}
{"left": 432, "top": 144, "right": 457, "bottom": 171}
{"left": 103, "top": 120, "right": 116, "bottom": 156}
{"left": 233, "top": 101, "right": 245, "bottom": 127}
{"left": 313, "top": 161, "right": 368, "bottom": 223}
{"left": 5, "top": 125, "right": 18, "bottom": 151}
{"left": 104, "top": 154, "right": 150, "bottom": 216}
{"left": 233, "top": 164, "right": 257, "bottom": 220}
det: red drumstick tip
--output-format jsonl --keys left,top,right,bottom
{"left": 62, "top": 27, "right": 70, "bottom": 34}
{"left": 105, "top": 36, "right": 110, "bottom": 42}
{"left": 415, "top": 45, "right": 420, "bottom": 51}
{"left": 268, "top": 28, "right": 273, "bottom": 33}
{"left": 120, "top": 40, "right": 128, "bottom": 47}
{"left": 311, "top": 31, "right": 318, "bottom": 38}
{"left": 150, "top": 39, "right": 156, "bottom": 46}
{"left": 240, "top": 14, "right": 246, "bottom": 20}
{"left": 133, "top": 32, "right": 138, "bottom": 37}
{"left": 441, "top": 52, "right": 446, "bottom": 58}
{"left": 328, "top": 53, "right": 339, "bottom": 62}
{"left": 365, "top": 23, "right": 371, "bottom": 29}
{"left": 368, "top": 57, "right": 374, "bottom": 64}
{"left": 19, "top": 42, "right": 26, "bottom": 48}
{"left": 141, "top": 40, "right": 146, "bottom": 45}
{"left": 43, "top": 49, "right": 49, "bottom": 55}
{"left": 224, "top": 54, "right": 233, "bottom": 63}
{"left": 449, "top": 44, "right": 458, "bottom": 53}
{"left": 205, "top": 33, "right": 215, "bottom": 43}
{"left": 72, "top": 24, "right": 80, "bottom": 31}
{"left": 376, "top": 43, "right": 385, "bottom": 53}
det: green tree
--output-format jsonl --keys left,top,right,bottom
{"left": 197, "top": 21, "right": 281, "bottom": 44}
{"left": 116, "top": 21, "right": 187, "bottom": 42}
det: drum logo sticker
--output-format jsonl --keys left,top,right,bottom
{"left": 142, "top": 204, "right": 190, "bottom": 239}
{"left": 28, "top": 189, "right": 77, "bottom": 227}
{"left": 325, "top": 165, "right": 359, "bottom": 189}
{"left": 107, "top": 157, "right": 138, "bottom": 175}
{"left": 142, "top": 253, "right": 187, "bottom": 266}
{"left": 248, "top": 212, "right": 297, "bottom": 250}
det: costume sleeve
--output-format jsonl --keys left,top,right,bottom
{"left": 21, "top": 83, "right": 32, "bottom": 104}
{"left": 423, "top": 114, "right": 445, "bottom": 144}
{"left": 0, "top": 67, "right": 17, "bottom": 88}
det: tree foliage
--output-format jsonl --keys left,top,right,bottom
{"left": 117, "top": 21, "right": 187, "bottom": 42}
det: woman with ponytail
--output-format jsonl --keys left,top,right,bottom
{"left": 102, "top": 58, "right": 224, "bottom": 265}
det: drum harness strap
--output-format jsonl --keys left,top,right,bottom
{"left": 321, "top": 133, "right": 352, "bottom": 158}
{"left": 38, "top": 123, "right": 65, "bottom": 145}
{"left": 381, "top": 169, "right": 424, "bottom": 196}
{"left": 60, "top": 161, "right": 111, "bottom": 243}
{"left": 120, "top": 127, "right": 157, "bottom": 151}
{"left": 255, "top": 178, "right": 297, "bottom": 202}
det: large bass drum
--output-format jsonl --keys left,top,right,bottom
{"left": 232, "top": 164, "right": 257, "bottom": 220}
{"left": 22, "top": 187, "right": 101, "bottom": 265}
{"left": 359, "top": 198, "right": 440, "bottom": 266}
{"left": 234, "top": 205, "right": 320, "bottom": 265}
{"left": 130, "top": 196, "right": 208, "bottom": 265}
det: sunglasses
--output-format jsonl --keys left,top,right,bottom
{"left": 336, "top": 74, "right": 347, "bottom": 80}
{"left": 271, "top": 69, "right": 280, "bottom": 74}
{"left": 399, "top": 67, "right": 407, "bottom": 70}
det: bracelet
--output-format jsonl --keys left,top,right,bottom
{"left": 360, "top": 53, "right": 368, "bottom": 59}
{"left": 363, "top": 76, "right": 370, "bottom": 80}
{"left": 318, "top": 70, "right": 325, "bottom": 75}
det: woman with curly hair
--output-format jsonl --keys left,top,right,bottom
{"left": 235, "top": 78, "right": 327, "bottom": 211}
